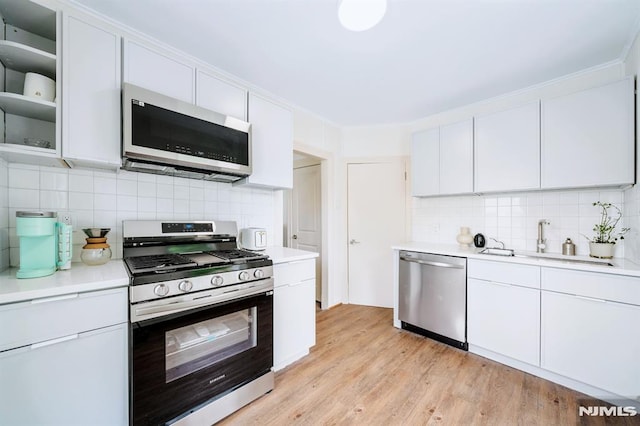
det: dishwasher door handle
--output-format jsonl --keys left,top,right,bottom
{"left": 400, "top": 256, "right": 465, "bottom": 269}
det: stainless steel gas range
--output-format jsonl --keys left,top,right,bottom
{"left": 123, "top": 220, "right": 274, "bottom": 426}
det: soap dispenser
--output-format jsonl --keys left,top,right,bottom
{"left": 562, "top": 238, "right": 576, "bottom": 256}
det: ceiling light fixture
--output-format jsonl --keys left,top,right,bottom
{"left": 338, "top": 0, "right": 387, "bottom": 32}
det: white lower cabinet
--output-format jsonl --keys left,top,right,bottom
{"left": 541, "top": 268, "right": 640, "bottom": 400}
{"left": 468, "top": 279, "right": 540, "bottom": 366}
{"left": 467, "top": 260, "right": 540, "bottom": 366}
{"left": 0, "top": 323, "right": 128, "bottom": 425}
{"left": 273, "top": 259, "right": 316, "bottom": 370}
{"left": 0, "top": 287, "right": 128, "bottom": 425}
{"left": 467, "top": 261, "right": 640, "bottom": 401}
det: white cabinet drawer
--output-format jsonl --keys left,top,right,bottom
{"left": 273, "top": 259, "right": 315, "bottom": 287}
{"left": 468, "top": 259, "right": 540, "bottom": 289}
{"left": 0, "top": 287, "right": 127, "bottom": 352}
{"left": 542, "top": 268, "right": 640, "bottom": 305}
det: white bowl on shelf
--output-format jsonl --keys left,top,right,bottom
{"left": 23, "top": 72, "right": 55, "bottom": 102}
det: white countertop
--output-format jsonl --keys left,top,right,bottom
{"left": 0, "top": 248, "right": 318, "bottom": 305}
{"left": 392, "top": 242, "right": 640, "bottom": 278}
{"left": 0, "top": 260, "right": 130, "bottom": 305}
{"left": 262, "top": 246, "right": 319, "bottom": 264}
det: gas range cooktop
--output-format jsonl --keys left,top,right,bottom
{"left": 124, "top": 249, "right": 268, "bottom": 275}
{"left": 122, "top": 220, "right": 271, "bottom": 286}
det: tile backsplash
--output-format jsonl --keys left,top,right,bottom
{"left": 5, "top": 163, "right": 277, "bottom": 266}
{"left": 411, "top": 189, "right": 629, "bottom": 257}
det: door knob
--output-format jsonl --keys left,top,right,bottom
{"left": 350, "top": 239, "right": 360, "bottom": 245}
{"left": 292, "top": 234, "right": 298, "bottom": 240}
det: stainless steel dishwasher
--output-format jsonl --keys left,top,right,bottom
{"left": 398, "top": 250, "right": 468, "bottom": 350}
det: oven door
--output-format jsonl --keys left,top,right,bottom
{"left": 131, "top": 287, "right": 273, "bottom": 425}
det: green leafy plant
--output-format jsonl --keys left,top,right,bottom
{"left": 583, "top": 201, "right": 630, "bottom": 244}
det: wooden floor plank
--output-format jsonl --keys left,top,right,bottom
{"left": 218, "top": 304, "right": 639, "bottom": 426}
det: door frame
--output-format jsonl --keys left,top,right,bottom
{"left": 285, "top": 143, "right": 333, "bottom": 310}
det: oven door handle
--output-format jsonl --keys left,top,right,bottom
{"left": 132, "top": 283, "right": 272, "bottom": 322}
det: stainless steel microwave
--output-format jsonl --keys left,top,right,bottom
{"left": 122, "top": 83, "right": 251, "bottom": 182}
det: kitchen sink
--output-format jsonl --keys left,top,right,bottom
{"left": 479, "top": 248, "right": 614, "bottom": 266}
{"left": 479, "top": 248, "right": 514, "bottom": 256}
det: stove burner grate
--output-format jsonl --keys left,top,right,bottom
{"left": 125, "top": 254, "right": 196, "bottom": 273}
{"left": 209, "top": 249, "right": 265, "bottom": 261}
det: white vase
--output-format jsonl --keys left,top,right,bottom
{"left": 589, "top": 242, "right": 615, "bottom": 259}
{"left": 456, "top": 227, "right": 473, "bottom": 248}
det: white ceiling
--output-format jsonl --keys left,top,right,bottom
{"left": 71, "top": 0, "right": 640, "bottom": 126}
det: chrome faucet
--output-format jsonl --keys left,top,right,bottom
{"left": 489, "top": 237, "right": 505, "bottom": 249}
{"left": 537, "top": 219, "right": 550, "bottom": 253}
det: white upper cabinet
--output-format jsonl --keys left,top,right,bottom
{"left": 123, "top": 39, "right": 194, "bottom": 103}
{"left": 62, "top": 14, "right": 121, "bottom": 169}
{"left": 411, "top": 119, "right": 473, "bottom": 196}
{"left": 411, "top": 127, "right": 439, "bottom": 196}
{"left": 196, "top": 70, "right": 247, "bottom": 120}
{"left": 238, "top": 93, "right": 293, "bottom": 189}
{"left": 0, "top": 1, "right": 62, "bottom": 167}
{"left": 541, "top": 77, "right": 635, "bottom": 189}
{"left": 474, "top": 102, "right": 540, "bottom": 193}
{"left": 439, "top": 119, "right": 474, "bottom": 195}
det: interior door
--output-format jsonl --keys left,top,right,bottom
{"left": 348, "top": 161, "right": 406, "bottom": 308}
{"left": 291, "top": 164, "right": 322, "bottom": 301}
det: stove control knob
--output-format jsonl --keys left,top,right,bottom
{"left": 239, "top": 271, "right": 250, "bottom": 281}
{"left": 178, "top": 280, "right": 193, "bottom": 292}
{"left": 154, "top": 284, "right": 170, "bottom": 297}
{"left": 211, "top": 276, "right": 224, "bottom": 287}
{"left": 254, "top": 269, "right": 264, "bottom": 279}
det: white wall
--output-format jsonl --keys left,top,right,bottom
{"left": 293, "top": 109, "right": 347, "bottom": 307}
{"left": 341, "top": 124, "right": 410, "bottom": 158}
{"left": 408, "top": 62, "right": 626, "bottom": 131}
{"left": 0, "top": 158, "right": 8, "bottom": 270}
{"left": 6, "top": 163, "right": 279, "bottom": 267}
{"left": 623, "top": 29, "right": 640, "bottom": 262}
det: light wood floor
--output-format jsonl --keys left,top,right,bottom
{"left": 219, "top": 304, "right": 637, "bottom": 425}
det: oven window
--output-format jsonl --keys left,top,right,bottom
{"left": 165, "top": 308, "right": 257, "bottom": 383}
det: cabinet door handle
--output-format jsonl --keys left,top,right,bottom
{"left": 489, "top": 281, "right": 512, "bottom": 288}
{"left": 31, "top": 334, "right": 79, "bottom": 350}
{"left": 574, "top": 295, "right": 607, "bottom": 303}
{"left": 31, "top": 293, "right": 79, "bottom": 304}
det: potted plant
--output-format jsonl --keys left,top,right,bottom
{"left": 583, "top": 201, "right": 630, "bottom": 259}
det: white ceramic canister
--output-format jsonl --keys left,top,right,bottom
{"left": 456, "top": 226, "right": 473, "bottom": 247}
{"left": 23, "top": 72, "right": 55, "bottom": 102}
